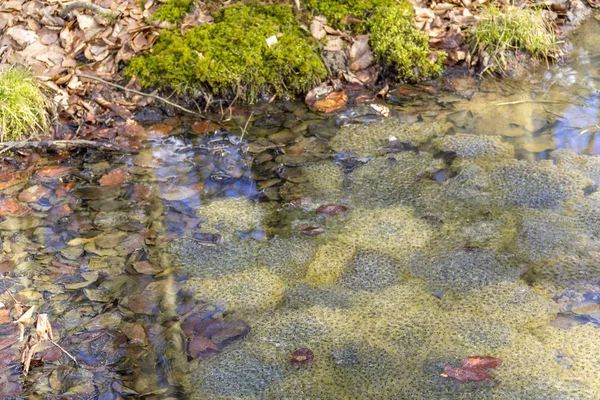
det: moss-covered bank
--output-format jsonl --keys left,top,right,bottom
{"left": 126, "top": 0, "right": 446, "bottom": 102}
{"left": 126, "top": 3, "right": 326, "bottom": 102}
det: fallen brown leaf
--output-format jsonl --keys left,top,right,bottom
{"left": 313, "top": 91, "right": 348, "bottom": 113}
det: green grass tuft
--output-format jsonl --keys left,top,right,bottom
{"left": 0, "top": 66, "right": 50, "bottom": 142}
{"left": 471, "top": 5, "right": 558, "bottom": 72}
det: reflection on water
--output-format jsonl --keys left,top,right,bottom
{"left": 1, "top": 16, "right": 600, "bottom": 400}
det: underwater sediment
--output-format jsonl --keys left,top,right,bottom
{"left": 170, "top": 116, "right": 600, "bottom": 399}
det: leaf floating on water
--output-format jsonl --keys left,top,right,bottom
{"left": 461, "top": 356, "right": 503, "bottom": 369}
{"left": 316, "top": 204, "right": 348, "bottom": 216}
{"left": 441, "top": 365, "right": 494, "bottom": 382}
{"left": 313, "top": 91, "right": 348, "bottom": 113}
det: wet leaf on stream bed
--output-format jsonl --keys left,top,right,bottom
{"left": 441, "top": 355, "right": 502, "bottom": 382}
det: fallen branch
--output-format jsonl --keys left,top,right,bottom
{"left": 60, "top": 1, "right": 122, "bottom": 20}
{"left": 0, "top": 140, "right": 125, "bottom": 153}
{"left": 76, "top": 74, "right": 202, "bottom": 117}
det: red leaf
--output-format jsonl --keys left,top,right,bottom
{"left": 441, "top": 366, "right": 494, "bottom": 382}
{"left": 462, "top": 356, "right": 503, "bottom": 369}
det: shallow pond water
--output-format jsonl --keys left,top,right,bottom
{"left": 1, "top": 17, "right": 600, "bottom": 400}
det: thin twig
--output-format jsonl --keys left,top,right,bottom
{"left": 496, "top": 99, "right": 585, "bottom": 106}
{"left": 1, "top": 278, "right": 19, "bottom": 305}
{"left": 75, "top": 74, "right": 201, "bottom": 117}
{"left": 239, "top": 110, "right": 254, "bottom": 143}
{"left": 320, "top": 53, "right": 333, "bottom": 77}
{"left": 0, "top": 139, "right": 124, "bottom": 152}
{"left": 60, "top": 1, "right": 122, "bottom": 20}
{"left": 49, "top": 339, "right": 79, "bottom": 365}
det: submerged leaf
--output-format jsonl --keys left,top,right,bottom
{"left": 188, "top": 336, "right": 219, "bottom": 358}
{"left": 316, "top": 204, "right": 348, "bottom": 216}
{"left": 441, "top": 365, "right": 494, "bottom": 382}
{"left": 99, "top": 167, "right": 129, "bottom": 186}
{"left": 290, "top": 348, "right": 314, "bottom": 365}
{"left": 462, "top": 356, "right": 503, "bottom": 369}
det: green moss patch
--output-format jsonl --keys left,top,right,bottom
{"left": 0, "top": 66, "right": 49, "bottom": 142}
{"left": 126, "top": 3, "right": 326, "bottom": 102}
{"left": 150, "top": 0, "right": 194, "bottom": 23}
{"left": 369, "top": 5, "right": 445, "bottom": 82}
{"left": 304, "top": 0, "right": 396, "bottom": 32}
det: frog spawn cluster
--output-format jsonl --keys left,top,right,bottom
{"left": 171, "top": 120, "right": 600, "bottom": 399}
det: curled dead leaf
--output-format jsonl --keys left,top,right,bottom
{"left": 35, "top": 313, "right": 53, "bottom": 341}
